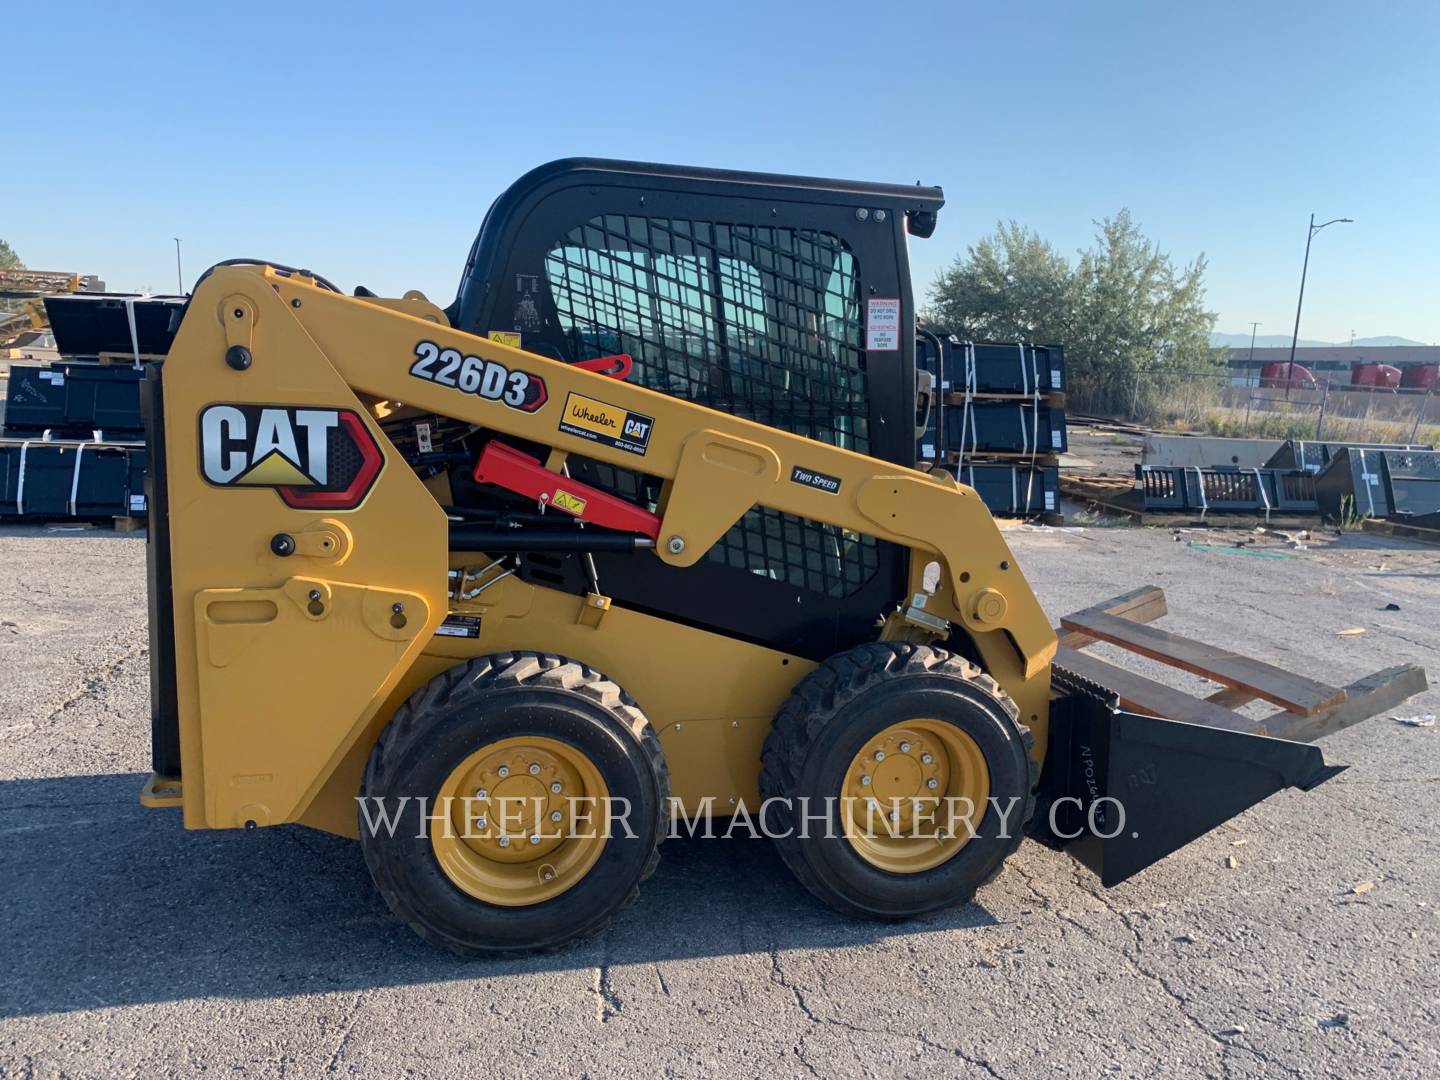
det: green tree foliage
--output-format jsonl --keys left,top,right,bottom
{"left": 0, "top": 239, "right": 23, "bottom": 317}
{"left": 925, "top": 212, "right": 1220, "bottom": 416}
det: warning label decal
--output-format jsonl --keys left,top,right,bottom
{"left": 436, "top": 614, "right": 482, "bottom": 639}
{"left": 866, "top": 297, "right": 901, "bottom": 352}
{"left": 558, "top": 392, "right": 654, "bottom": 456}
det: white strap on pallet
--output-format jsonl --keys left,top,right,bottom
{"left": 1358, "top": 449, "right": 1377, "bottom": 517}
{"left": 16, "top": 441, "right": 30, "bottom": 514}
{"left": 124, "top": 298, "right": 143, "bottom": 368}
{"left": 957, "top": 342, "right": 978, "bottom": 465}
{"left": 1252, "top": 468, "right": 1272, "bottom": 522}
{"left": 1190, "top": 466, "right": 1208, "bottom": 518}
{"left": 1023, "top": 340, "right": 1040, "bottom": 512}
{"left": 68, "top": 440, "right": 91, "bottom": 516}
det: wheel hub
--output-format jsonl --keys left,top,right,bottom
{"left": 840, "top": 719, "right": 991, "bottom": 874}
{"left": 430, "top": 735, "right": 609, "bottom": 905}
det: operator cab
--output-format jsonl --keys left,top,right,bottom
{"left": 444, "top": 158, "right": 945, "bottom": 658}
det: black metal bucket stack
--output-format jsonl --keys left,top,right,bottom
{"left": 0, "top": 292, "right": 182, "bottom": 525}
{"left": 0, "top": 363, "right": 148, "bottom": 523}
{"left": 917, "top": 335, "right": 1066, "bottom": 522}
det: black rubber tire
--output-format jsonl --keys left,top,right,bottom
{"left": 359, "top": 651, "right": 668, "bottom": 957}
{"left": 760, "top": 642, "right": 1036, "bottom": 919}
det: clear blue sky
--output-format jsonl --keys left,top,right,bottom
{"left": 6, "top": 0, "right": 1438, "bottom": 343}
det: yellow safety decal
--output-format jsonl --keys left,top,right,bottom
{"left": 487, "top": 330, "right": 522, "bottom": 348}
{"left": 558, "top": 392, "right": 653, "bottom": 456}
{"left": 551, "top": 489, "right": 588, "bottom": 516}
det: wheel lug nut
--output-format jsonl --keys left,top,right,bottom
{"left": 860, "top": 775, "right": 871, "bottom": 786}
{"left": 927, "top": 779, "right": 938, "bottom": 790}
{"left": 550, "top": 810, "right": 562, "bottom": 822}
{"left": 921, "top": 753, "right": 933, "bottom": 765}
{"left": 475, "top": 817, "right": 487, "bottom": 828}
{"left": 475, "top": 788, "right": 488, "bottom": 800}
{"left": 550, "top": 782, "right": 562, "bottom": 794}
{"left": 497, "top": 766, "right": 510, "bottom": 778}
{"left": 899, "top": 742, "right": 911, "bottom": 753}
{"left": 874, "top": 750, "right": 886, "bottom": 762}
{"left": 528, "top": 763, "right": 541, "bottom": 775}
{"left": 529, "top": 834, "right": 541, "bottom": 845}
{"left": 498, "top": 836, "right": 510, "bottom": 847}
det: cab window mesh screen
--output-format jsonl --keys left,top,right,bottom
{"left": 545, "top": 216, "right": 867, "bottom": 452}
{"left": 546, "top": 215, "right": 877, "bottom": 598}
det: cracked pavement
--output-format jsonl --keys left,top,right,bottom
{"left": 0, "top": 518, "right": 1436, "bottom": 1078}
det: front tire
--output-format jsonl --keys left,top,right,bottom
{"left": 760, "top": 643, "right": 1035, "bottom": 919}
{"left": 360, "top": 652, "right": 667, "bottom": 956}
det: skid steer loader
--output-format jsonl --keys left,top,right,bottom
{"left": 136, "top": 159, "right": 1425, "bottom": 955}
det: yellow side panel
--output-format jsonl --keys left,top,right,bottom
{"left": 162, "top": 273, "right": 449, "bottom": 830}
{"left": 301, "top": 578, "right": 816, "bottom": 838}
{"left": 194, "top": 580, "right": 431, "bottom": 827}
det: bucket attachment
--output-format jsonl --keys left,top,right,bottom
{"left": 1035, "top": 686, "right": 1342, "bottom": 886}
{"left": 1036, "top": 586, "right": 1428, "bottom": 886}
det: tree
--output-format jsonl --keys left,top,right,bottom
{"left": 924, "top": 222, "right": 1071, "bottom": 344}
{"left": 0, "top": 240, "right": 22, "bottom": 317}
{"left": 924, "top": 212, "right": 1220, "bottom": 416}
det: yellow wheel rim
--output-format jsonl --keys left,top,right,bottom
{"left": 840, "top": 719, "right": 991, "bottom": 874}
{"left": 430, "top": 735, "right": 609, "bottom": 907}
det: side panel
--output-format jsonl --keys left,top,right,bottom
{"left": 161, "top": 284, "right": 449, "bottom": 830}
{"left": 301, "top": 574, "right": 818, "bottom": 837}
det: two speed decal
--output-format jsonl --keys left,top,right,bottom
{"left": 409, "top": 340, "right": 548, "bottom": 412}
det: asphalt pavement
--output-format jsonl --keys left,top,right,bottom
{"left": 0, "top": 522, "right": 1436, "bottom": 1078}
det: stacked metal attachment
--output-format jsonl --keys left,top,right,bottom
{"left": 917, "top": 335, "right": 1067, "bottom": 520}
{"left": 0, "top": 292, "right": 178, "bottom": 524}
{"left": 1133, "top": 438, "right": 1440, "bottom": 524}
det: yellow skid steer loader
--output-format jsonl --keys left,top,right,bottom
{"left": 136, "top": 159, "right": 1425, "bottom": 955}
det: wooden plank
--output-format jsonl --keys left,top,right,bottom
{"left": 1362, "top": 518, "right": 1440, "bottom": 547}
{"left": 1054, "top": 646, "right": 1259, "bottom": 734}
{"left": 1262, "top": 665, "right": 1429, "bottom": 743}
{"left": 1205, "top": 686, "right": 1257, "bottom": 709}
{"left": 1055, "top": 586, "right": 1167, "bottom": 649}
{"left": 1059, "top": 609, "right": 1346, "bottom": 717}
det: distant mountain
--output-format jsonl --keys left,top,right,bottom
{"left": 1210, "top": 331, "right": 1427, "bottom": 348}
{"left": 1350, "top": 335, "right": 1429, "bottom": 347}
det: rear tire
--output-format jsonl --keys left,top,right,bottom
{"left": 760, "top": 642, "right": 1035, "bottom": 919}
{"left": 360, "top": 651, "right": 668, "bottom": 956}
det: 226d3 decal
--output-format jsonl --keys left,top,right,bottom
{"left": 198, "top": 404, "right": 383, "bottom": 510}
{"left": 409, "top": 340, "right": 548, "bottom": 412}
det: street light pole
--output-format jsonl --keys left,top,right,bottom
{"left": 1285, "top": 214, "right": 1352, "bottom": 397}
{"left": 174, "top": 238, "right": 184, "bottom": 294}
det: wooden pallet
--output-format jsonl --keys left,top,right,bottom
{"left": 1055, "top": 586, "right": 1427, "bottom": 740}
{"left": 1060, "top": 474, "right": 1142, "bottom": 515}
{"left": 945, "top": 451, "right": 1061, "bottom": 467}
